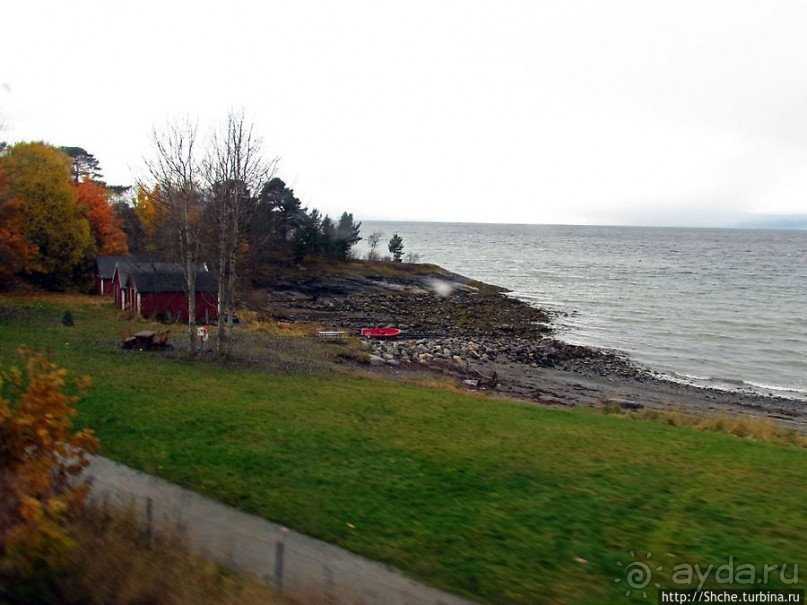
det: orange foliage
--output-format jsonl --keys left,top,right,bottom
{"left": 133, "top": 184, "right": 160, "bottom": 229}
{"left": 132, "top": 184, "right": 162, "bottom": 253}
{"left": 0, "top": 143, "right": 93, "bottom": 283}
{"left": 0, "top": 168, "right": 37, "bottom": 282}
{"left": 0, "top": 349, "right": 99, "bottom": 583}
{"left": 75, "top": 179, "right": 129, "bottom": 255}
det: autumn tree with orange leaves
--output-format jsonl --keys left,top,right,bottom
{"left": 0, "top": 168, "right": 36, "bottom": 287}
{"left": 129, "top": 183, "right": 166, "bottom": 255}
{"left": 0, "top": 142, "right": 93, "bottom": 289}
{"left": 0, "top": 142, "right": 132, "bottom": 289}
{"left": 0, "top": 350, "right": 99, "bottom": 601}
{"left": 74, "top": 179, "right": 129, "bottom": 255}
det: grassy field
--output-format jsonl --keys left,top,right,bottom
{"left": 1, "top": 293, "right": 805, "bottom": 604}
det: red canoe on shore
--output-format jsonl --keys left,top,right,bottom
{"left": 361, "top": 327, "right": 402, "bottom": 340}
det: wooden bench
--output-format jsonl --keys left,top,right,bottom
{"left": 317, "top": 330, "right": 347, "bottom": 342}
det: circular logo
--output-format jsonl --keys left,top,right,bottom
{"left": 615, "top": 551, "right": 662, "bottom": 599}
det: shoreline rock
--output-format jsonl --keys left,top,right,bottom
{"left": 248, "top": 262, "right": 807, "bottom": 432}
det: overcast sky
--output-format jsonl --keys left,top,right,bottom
{"left": 3, "top": 0, "right": 807, "bottom": 227}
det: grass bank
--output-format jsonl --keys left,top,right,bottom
{"left": 1, "top": 293, "right": 805, "bottom": 604}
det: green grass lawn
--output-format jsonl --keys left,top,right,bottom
{"left": 2, "top": 294, "right": 805, "bottom": 604}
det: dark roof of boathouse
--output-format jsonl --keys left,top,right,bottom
{"left": 95, "top": 255, "right": 136, "bottom": 279}
{"left": 128, "top": 268, "right": 218, "bottom": 294}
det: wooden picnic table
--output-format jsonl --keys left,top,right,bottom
{"left": 133, "top": 330, "right": 158, "bottom": 348}
{"left": 122, "top": 329, "right": 170, "bottom": 350}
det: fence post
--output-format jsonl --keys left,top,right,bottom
{"left": 274, "top": 540, "right": 285, "bottom": 592}
{"left": 145, "top": 496, "right": 153, "bottom": 544}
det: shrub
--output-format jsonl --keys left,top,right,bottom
{"left": 0, "top": 349, "right": 98, "bottom": 603}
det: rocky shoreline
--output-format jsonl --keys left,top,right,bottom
{"left": 361, "top": 335, "right": 647, "bottom": 379}
{"left": 248, "top": 263, "right": 807, "bottom": 432}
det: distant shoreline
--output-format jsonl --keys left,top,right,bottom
{"left": 354, "top": 223, "right": 807, "bottom": 405}
{"left": 359, "top": 217, "right": 807, "bottom": 231}
{"left": 251, "top": 260, "right": 807, "bottom": 433}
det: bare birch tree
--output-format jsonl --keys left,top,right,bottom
{"left": 367, "top": 231, "right": 383, "bottom": 260}
{"left": 206, "top": 111, "right": 276, "bottom": 356}
{"left": 143, "top": 118, "right": 205, "bottom": 354}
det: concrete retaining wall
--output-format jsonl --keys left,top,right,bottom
{"left": 85, "top": 456, "right": 479, "bottom": 605}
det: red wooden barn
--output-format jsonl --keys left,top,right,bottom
{"left": 128, "top": 268, "right": 219, "bottom": 323}
{"left": 107, "top": 259, "right": 218, "bottom": 323}
{"left": 95, "top": 256, "right": 133, "bottom": 296}
{"left": 111, "top": 260, "right": 162, "bottom": 310}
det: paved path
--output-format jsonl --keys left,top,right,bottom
{"left": 85, "top": 456, "right": 480, "bottom": 605}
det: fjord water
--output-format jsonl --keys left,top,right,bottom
{"left": 360, "top": 222, "right": 807, "bottom": 400}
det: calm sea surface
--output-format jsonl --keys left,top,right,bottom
{"left": 358, "top": 222, "right": 807, "bottom": 400}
